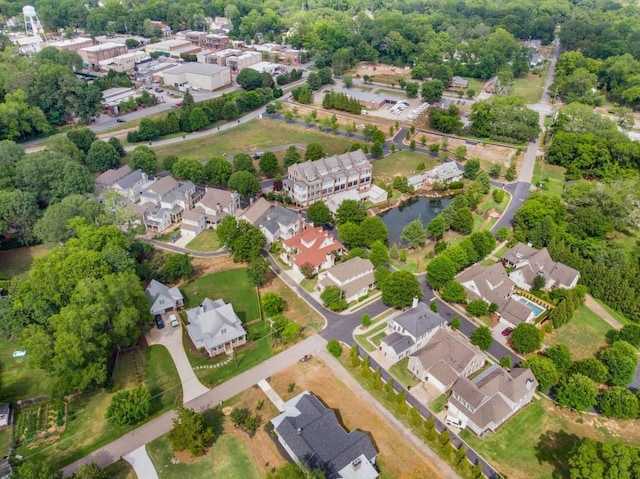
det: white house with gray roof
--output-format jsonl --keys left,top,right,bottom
{"left": 271, "top": 391, "right": 378, "bottom": 479}
{"left": 241, "top": 198, "right": 303, "bottom": 244}
{"left": 447, "top": 365, "right": 537, "bottom": 435}
{"left": 408, "top": 161, "right": 464, "bottom": 190}
{"left": 408, "top": 328, "right": 486, "bottom": 393}
{"left": 381, "top": 300, "right": 447, "bottom": 363}
{"left": 145, "top": 279, "right": 184, "bottom": 315}
{"left": 181, "top": 187, "right": 240, "bottom": 238}
{"left": 186, "top": 297, "right": 246, "bottom": 357}
{"left": 318, "top": 257, "right": 375, "bottom": 303}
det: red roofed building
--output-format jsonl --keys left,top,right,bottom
{"left": 281, "top": 226, "right": 344, "bottom": 276}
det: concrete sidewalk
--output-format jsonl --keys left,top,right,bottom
{"left": 123, "top": 446, "right": 159, "bottom": 479}
{"left": 258, "top": 379, "right": 285, "bottom": 412}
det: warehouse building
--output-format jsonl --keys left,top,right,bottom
{"left": 162, "top": 63, "right": 231, "bottom": 91}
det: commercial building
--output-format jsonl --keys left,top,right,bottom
{"left": 284, "top": 150, "right": 372, "bottom": 207}
{"left": 99, "top": 51, "right": 149, "bottom": 73}
{"left": 47, "top": 36, "right": 93, "bottom": 51}
{"left": 145, "top": 39, "right": 200, "bottom": 58}
{"left": 162, "top": 62, "right": 231, "bottom": 91}
{"left": 179, "top": 31, "right": 230, "bottom": 51}
{"left": 79, "top": 42, "right": 128, "bottom": 70}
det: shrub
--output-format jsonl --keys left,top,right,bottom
{"left": 327, "top": 339, "right": 342, "bottom": 358}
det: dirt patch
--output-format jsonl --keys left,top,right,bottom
{"left": 189, "top": 256, "right": 242, "bottom": 279}
{"left": 174, "top": 449, "right": 208, "bottom": 465}
{"left": 355, "top": 62, "right": 412, "bottom": 80}
{"left": 268, "top": 359, "right": 442, "bottom": 479}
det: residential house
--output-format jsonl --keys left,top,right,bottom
{"left": 407, "top": 329, "right": 486, "bottom": 393}
{"left": 271, "top": 391, "right": 379, "bottom": 479}
{"left": 281, "top": 226, "right": 344, "bottom": 275}
{"left": 284, "top": 150, "right": 372, "bottom": 207}
{"left": 143, "top": 207, "right": 172, "bottom": 232}
{"left": 210, "top": 16, "right": 233, "bottom": 33}
{"left": 447, "top": 365, "right": 538, "bottom": 435}
{"left": 110, "top": 169, "right": 150, "bottom": 203}
{"left": 0, "top": 404, "right": 10, "bottom": 428}
{"left": 325, "top": 185, "right": 388, "bottom": 214}
{"left": 185, "top": 298, "right": 247, "bottom": 357}
{"left": 145, "top": 279, "right": 184, "bottom": 315}
{"left": 318, "top": 257, "right": 375, "bottom": 303}
{"left": 451, "top": 76, "right": 469, "bottom": 89}
{"left": 180, "top": 187, "right": 240, "bottom": 238}
{"left": 456, "top": 263, "right": 535, "bottom": 328}
{"left": 501, "top": 243, "right": 580, "bottom": 291}
{"left": 150, "top": 20, "right": 172, "bottom": 37}
{"left": 139, "top": 176, "right": 204, "bottom": 230}
{"left": 180, "top": 207, "right": 207, "bottom": 238}
{"left": 381, "top": 300, "right": 447, "bottom": 363}
{"left": 95, "top": 165, "right": 133, "bottom": 196}
{"left": 241, "top": 198, "right": 303, "bottom": 244}
{"left": 408, "top": 162, "right": 464, "bottom": 190}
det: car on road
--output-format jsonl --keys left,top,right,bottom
{"left": 116, "top": 118, "right": 126, "bottom": 123}
{"left": 501, "top": 327, "right": 513, "bottom": 336}
{"left": 154, "top": 315, "right": 165, "bottom": 329}
{"left": 170, "top": 233, "right": 180, "bottom": 243}
{"left": 169, "top": 314, "right": 179, "bottom": 327}
{"left": 155, "top": 88, "right": 164, "bottom": 93}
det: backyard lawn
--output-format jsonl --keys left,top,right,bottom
{"left": 0, "top": 338, "right": 54, "bottom": 402}
{"left": 153, "top": 119, "right": 355, "bottom": 162}
{"left": 545, "top": 305, "right": 613, "bottom": 360}
{"left": 184, "top": 230, "right": 223, "bottom": 252}
{"left": 181, "top": 268, "right": 260, "bottom": 322}
{"left": 372, "top": 151, "right": 441, "bottom": 184}
{"left": 147, "top": 433, "right": 260, "bottom": 479}
{"left": 20, "top": 345, "right": 180, "bottom": 471}
{"left": 532, "top": 159, "right": 566, "bottom": 198}
{"left": 260, "top": 276, "right": 324, "bottom": 332}
{"left": 593, "top": 298, "right": 631, "bottom": 326}
{"left": 389, "top": 358, "right": 419, "bottom": 388}
{"left": 0, "top": 245, "right": 50, "bottom": 278}
{"left": 512, "top": 71, "right": 547, "bottom": 103}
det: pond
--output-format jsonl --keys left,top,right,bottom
{"left": 379, "top": 196, "right": 452, "bottom": 245}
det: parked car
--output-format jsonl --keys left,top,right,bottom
{"left": 155, "top": 315, "right": 165, "bottom": 329}
{"left": 501, "top": 327, "right": 513, "bottom": 336}
{"left": 116, "top": 118, "right": 126, "bottom": 123}
{"left": 169, "top": 314, "right": 179, "bottom": 328}
{"left": 445, "top": 415, "right": 463, "bottom": 428}
{"left": 170, "top": 233, "right": 180, "bottom": 243}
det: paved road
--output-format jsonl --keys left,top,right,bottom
{"left": 61, "top": 334, "right": 326, "bottom": 477}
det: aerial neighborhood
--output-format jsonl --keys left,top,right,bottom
{"left": 1, "top": 1, "right": 640, "bottom": 479}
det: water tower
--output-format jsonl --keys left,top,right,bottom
{"left": 23, "top": 5, "right": 46, "bottom": 51}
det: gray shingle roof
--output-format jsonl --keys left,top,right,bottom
{"left": 392, "top": 302, "right": 447, "bottom": 339}
{"left": 186, "top": 297, "right": 246, "bottom": 351}
{"left": 145, "top": 279, "right": 183, "bottom": 314}
{"left": 380, "top": 332, "right": 415, "bottom": 354}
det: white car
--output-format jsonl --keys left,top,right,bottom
{"left": 445, "top": 415, "right": 463, "bottom": 428}
{"left": 169, "top": 314, "right": 180, "bottom": 328}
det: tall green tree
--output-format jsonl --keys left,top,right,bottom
{"left": 129, "top": 145, "right": 157, "bottom": 174}
{"left": 307, "top": 202, "right": 333, "bottom": 225}
{"left": 86, "top": 140, "right": 120, "bottom": 172}
{"left": 228, "top": 171, "right": 261, "bottom": 197}
{"left": 168, "top": 408, "right": 215, "bottom": 457}
{"left": 205, "top": 157, "right": 233, "bottom": 186}
{"left": 380, "top": 270, "right": 422, "bottom": 308}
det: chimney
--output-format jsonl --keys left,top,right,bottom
{"left": 412, "top": 296, "right": 419, "bottom": 308}
{"left": 297, "top": 427, "right": 303, "bottom": 435}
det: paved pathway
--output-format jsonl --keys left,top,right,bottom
{"left": 62, "top": 335, "right": 326, "bottom": 477}
{"left": 146, "top": 324, "right": 209, "bottom": 403}
{"left": 584, "top": 295, "right": 623, "bottom": 331}
{"left": 258, "top": 379, "right": 285, "bottom": 412}
{"left": 316, "top": 349, "right": 463, "bottom": 479}
{"left": 123, "top": 446, "right": 159, "bottom": 479}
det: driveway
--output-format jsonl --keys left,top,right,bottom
{"left": 123, "top": 446, "right": 158, "bottom": 479}
{"left": 146, "top": 319, "right": 209, "bottom": 403}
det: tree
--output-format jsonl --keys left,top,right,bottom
{"left": 172, "top": 158, "right": 207, "bottom": 184}
{"left": 532, "top": 274, "right": 546, "bottom": 291}
{"left": 405, "top": 82, "right": 419, "bottom": 98}
{"left": 12, "top": 461, "right": 58, "bottom": 479}
{"left": 427, "top": 215, "right": 447, "bottom": 240}
{"left": 569, "top": 358, "right": 609, "bottom": 384}
{"left": 159, "top": 254, "right": 194, "bottom": 282}
{"left": 470, "top": 96, "right": 540, "bottom": 142}
{"left": 321, "top": 286, "right": 347, "bottom": 312}
{"left": 34, "top": 194, "right": 102, "bottom": 244}
{"left": 327, "top": 339, "right": 342, "bottom": 358}
{"left": 262, "top": 292, "right": 285, "bottom": 316}
{"left": 380, "top": 270, "right": 422, "bottom": 308}
{"left": 307, "top": 202, "right": 333, "bottom": 225}
{"left": 247, "top": 257, "right": 270, "bottom": 286}
{"left": 266, "top": 463, "right": 327, "bottom": 479}
{"left": 369, "top": 241, "right": 390, "bottom": 268}
{"left": 336, "top": 200, "right": 367, "bottom": 225}
{"left": 470, "top": 326, "right": 493, "bottom": 350}
{"left": 450, "top": 317, "right": 462, "bottom": 330}
{"left": 216, "top": 217, "right": 266, "bottom": 262}
{"left": 463, "top": 159, "right": 481, "bottom": 180}
{"left": 233, "top": 153, "right": 255, "bottom": 174}
{"left": 106, "top": 386, "right": 152, "bottom": 425}
{"left": 361, "top": 314, "right": 371, "bottom": 327}
{"left": 342, "top": 73, "right": 353, "bottom": 88}
{"left": 500, "top": 355, "right": 512, "bottom": 368}
{"left": 555, "top": 373, "right": 598, "bottom": 411}
{"left": 305, "top": 143, "right": 326, "bottom": 161}
{"left": 67, "top": 128, "right": 98, "bottom": 154}
{"left": 427, "top": 256, "right": 456, "bottom": 288}
{"left": 422, "top": 79, "right": 445, "bottom": 102}
{"left": 455, "top": 145, "right": 467, "bottom": 161}
{"left": 597, "top": 387, "right": 639, "bottom": 419}
{"left": 205, "top": 157, "right": 233, "bottom": 186}
{"left": 129, "top": 145, "right": 157, "bottom": 174}
{"left": 545, "top": 344, "right": 572, "bottom": 372}
{"left": 401, "top": 219, "right": 427, "bottom": 249}
{"left": 615, "top": 324, "right": 640, "bottom": 348}
{"left": 86, "top": 140, "right": 120, "bottom": 172}
{"left": 451, "top": 209, "right": 473, "bottom": 235}
{"left": 441, "top": 280, "right": 467, "bottom": 303}
{"left": 168, "top": 408, "right": 215, "bottom": 457}
{"left": 360, "top": 217, "right": 388, "bottom": 247}
{"left": 600, "top": 341, "right": 638, "bottom": 387}
{"left": 467, "top": 299, "right": 489, "bottom": 317}
{"left": 283, "top": 146, "right": 301, "bottom": 167}
{"left": 237, "top": 68, "right": 263, "bottom": 91}
{"left": 521, "top": 356, "right": 560, "bottom": 390}
{"left": 228, "top": 171, "right": 261, "bottom": 197}
{"left": 72, "top": 463, "right": 108, "bottom": 479}
{"left": 511, "top": 323, "right": 542, "bottom": 354}
{"left": 259, "top": 152, "right": 279, "bottom": 177}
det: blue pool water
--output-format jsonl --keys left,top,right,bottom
{"left": 513, "top": 294, "right": 546, "bottom": 317}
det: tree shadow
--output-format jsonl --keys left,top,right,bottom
{"left": 203, "top": 407, "right": 225, "bottom": 439}
{"left": 534, "top": 430, "right": 583, "bottom": 479}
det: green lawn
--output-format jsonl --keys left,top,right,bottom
{"left": 370, "top": 331, "right": 387, "bottom": 347}
{"left": 20, "top": 345, "right": 180, "bottom": 471}
{"left": 545, "top": 305, "right": 614, "bottom": 360}
{"left": 512, "top": 71, "right": 547, "bottom": 104}
{"left": 355, "top": 320, "right": 389, "bottom": 352}
{"left": 532, "top": 159, "right": 566, "bottom": 198}
{"left": 478, "top": 190, "right": 510, "bottom": 214}
{"left": 372, "top": 151, "right": 441, "bottom": 184}
{"left": 0, "top": 245, "right": 50, "bottom": 279}
{"left": 390, "top": 258, "right": 419, "bottom": 274}
{"left": 430, "top": 393, "right": 449, "bottom": 413}
{"left": 0, "top": 338, "right": 54, "bottom": 402}
{"left": 593, "top": 298, "right": 632, "bottom": 326}
{"left": 153, "top": 119, "right": 355, "bottom": 162}
{"left": 458, "top": 77, "right": 485, "bottom": 97}
{"left": 184, "top": 230, "right": 223, "bottom": 252}
{"left": 147, "top": 431, "right": 260, "bottom": 479}
{"left": 181, "top": 269, "right": 260, "bottom": 322}
{"left": 389, "top": 358, "right": 419, "bottom": 388}
{"left": 104, "top": 460, "right": 137, "bottom": 479}
{"left": 300, "top": 277, "right": 317, "bottom": 293}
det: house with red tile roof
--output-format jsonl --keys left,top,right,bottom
{"left": 281, "top": 226, "right": 344, "bottom": 276}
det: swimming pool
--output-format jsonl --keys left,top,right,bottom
{"left": 513, "top": 294, "right": 546, "bottom": 317}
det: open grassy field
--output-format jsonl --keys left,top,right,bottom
{"left": 181, "top": 268, "right": 260, "bottom": 322}
{"left": 260, "top": 275, "right": 324, "bottom": 332}
{"left": 372, "top": 150, "right": 441, "bottom": 183}
{"left": 0, "top": 245, "right": 50, "bottom": 278}
{"left": 545, "top": 305, "right": 614, "bottom": 360}
{"left": 184, "top": 230, "right": 223, "bottom": 252}
{"left": 147, "top": 433, "right": 260, "bottom": 479}
{"left": 512, "top": 70, "right": 547, "bottom": 104}
{"left": 0, "top": 338, "right": 54, "bottom": 403}
{"left": 20, "top": 345, "right": 180, "bottom": 470}
{"left": 153, "top": 119, "right": 355, "bottom": 162}
{"left": 532, "top": 159, "right": 566, "bottom": 197}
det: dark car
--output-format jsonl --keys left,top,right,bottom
{"left": 501, "top": 327, "right": 513, "bottom": 336}
{"left": 116, "top": 118, "right": 126, "bottom": 123}
{"left": 155, "top": 315, "right": 165, "bottom": 329}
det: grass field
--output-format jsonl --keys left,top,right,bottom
{"left": 147, "top": 433, "right": 260, "bottom": 479}
{"left": 0, "top": 338, "right": 54, "bottom": 403}
{"left": 355, "top": 317, "right": 391, "bottom": 352}
{"left": 184, "top": 230, "right": 223, "bottom": 252}
{"left": 458, "top": 77, "right": 485, "bottom": 97}
{"left": 389, "top": 358, "right": 419, "bottom": 388}
{"left": 0, "top": 245, "right": 50, "bottom": 278}
{"left": 545, "top": 305, "right": 613, "bottom": 360}
{"left": 181, "top": 269, "right": 260, "bottom": 322}
{"left": 372, "top": 151, "right": 441, "bottom": 184}
{"left": 593, "top": 298, "right": 632, "bottom": 326}
{"left": 532, "top": 159, "right": 566, "bottom": 197}
{"left": 153, "top": 119, "right": 355, "bottom": 162}
{"left": 512, "top": 71, "right": 547, "bottom": 104}
{"left": 104, "top": 460, "right": 138, "bottom": 479}
{"left": 20, "top": 346, "right": 180, "bottom": 470}
{"left": 430, "top": 393, "right": 449, "bottom": 413}
{"left": 260, "top": 275, "right": 324, "bottom": 332}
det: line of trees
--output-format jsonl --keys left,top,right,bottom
{"left": 322, "top": 92, "right": 362, "bottom": 114}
